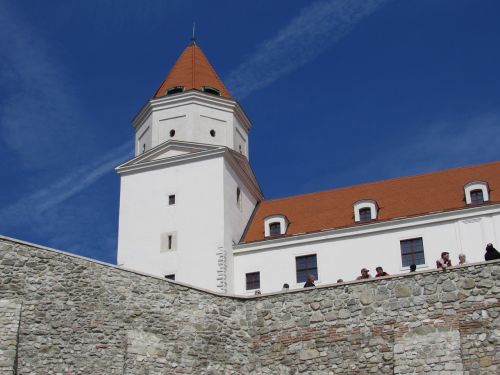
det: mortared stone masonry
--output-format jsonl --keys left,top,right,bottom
{"left": 0, "top": 236, "right": 498, "bottom": 374}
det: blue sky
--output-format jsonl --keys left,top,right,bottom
{"left": 1, "top": 0, "right": 499, "bottom": 263}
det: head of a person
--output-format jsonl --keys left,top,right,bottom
{"left": 486, "top": 243, "right": 494, "bottom": 251}
{"left": 458, "top": 254, "right": 466, "bottom": 263}
{"left": 376, "top": 266, "right": 383, "bottom": 274}
{"left": 409, "top": 264, "right": 417, "bottom": 272}
{"left": 336, "top": 279, "right": 344, "bottom": 283}
{"left": 361, "top": 268, "right": 369, "bottom": 277}
{"left": 307, "top": 274, "right": 315, "bottom": 283}
{"left": 282, "top": 283, "right": 289, "bottom": 290}
{"left": 254, "top": 289, "right": 261, "bottom": 295}
{"left": 441, "top": 251, "right": 450, "bottom": 260}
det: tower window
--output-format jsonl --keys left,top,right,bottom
{"left": 245, "top": 272, "right": 260, "bottom": 290}
{"left": 166, "top": 86, "right": 184, "bottom": 95}
{"left": 236, "top": 187, "right": 241, "bottom": 209}
{"left": 400, "top": 237, "right": 425, "bottom": 267}
{"left": 168, "top": 194, "right": 176, "bottom": 205}
{"left": 470, "top": 189, "right": 484, "bottom": 205}
{"left": 296, "top": 254, "right": 318, "bottom": 283}
{"left": 169, "top": 129, "right": 175, "bottom": 137}
{"left": 160, "top": 232, "right": 176, "bottom": 252}
{"left": 164, "top": 274, "right": 175, "bottom": 280}
{"left": 269, "top": 222, "right": 281, "bottom": 237}
{"left": 202, "top": 86, "right": 221, "bottom": 96}
{"left": 210, "top": 129, "right": 216, "bottom": 137}
{"left": 359, "top": 207, "right": 372, "bottom": 222}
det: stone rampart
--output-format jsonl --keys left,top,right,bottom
{"left": 0, "top": 236, "right": 498, "bottom": 374}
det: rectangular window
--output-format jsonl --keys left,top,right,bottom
{"left": 245, "top": 272, "right": 260, "bottom": 290}
{"left": 164, "top": 274, "right": 175, "bottom": 280}
{"left": 160, "top": 232, "right": 176, "bottom": 252}
{"left": 269, "top": 222, "right": 281, "bottom": 236}
{"left": 400, "top": 237, "right": 425, "bottom": 267}
{"left": 168, "top": 194, "right": 176, "bottom": 205}
{"left": 359, "top": 207, "right": 372, "bottom": 222}
{"left": 295, "top": 254, "right": 318, "bottom": 283}
{"left": 470, "top": 190, "right": 484, "bottom": 205}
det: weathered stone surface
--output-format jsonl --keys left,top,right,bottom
{"left": 0, "top": 237, "right": 499, "bottom": 374}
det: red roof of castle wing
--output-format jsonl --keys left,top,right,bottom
{"left": 153, "top": 42, "right": 232, "bottom": 99}
{"left": 241, "top": 161, "right": 500, "bottom": 243}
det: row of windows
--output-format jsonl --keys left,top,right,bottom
{"left": 166, "top": 86, "right": 221, "bottom": 96}
{"left": 244, "top": 237, "right": 427, "bottom": 290}
{"left": 264, "top": 181, "right": 491, "bottom": 238}
{"left": 168, "top": 129, "right": 217, "bottom": 138}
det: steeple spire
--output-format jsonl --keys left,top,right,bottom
{"left": 153, "top": 41, "right": 232, "bottom": 99}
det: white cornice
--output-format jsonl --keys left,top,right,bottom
{"left": 132, "top": 90, "right": 252, "bottom": 132}
{"left": 116, "top": 146, "right": 226, "bottom": 175}
{"left": 233, "top": 203, "right": 500, "bottom": 254}
{"left": 115, "top": 142, "right": 263, "bottom": 200}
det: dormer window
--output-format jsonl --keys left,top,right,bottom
{"left": 202, "top": 86, "right": 221, "bottom": 96}
{"left": 353, "top": 200, "right": 378, "bottom": 222}
{"left": 464, "top": 181, "right": 489, "bottom": 205}
{"left": 166, "top": 86, "right": 184, "bottom": 95}
{"left": 269, "top": 222, "right": 281, "bottom": 236}
{"left": 470, "top": 190, "right": 484, "bottom": 205}
{"left": 359, "top": 207, "right": 372, "bottom": 222}
{"left": 264, "top": 215, "right": 288, "bottom": 238}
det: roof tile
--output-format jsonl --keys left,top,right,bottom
{"left": 242, "top": 161, "right": 500, "bottom": 243}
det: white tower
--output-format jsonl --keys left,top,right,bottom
{"left": 116, "top": 41, "right": 263, "bottom": 293}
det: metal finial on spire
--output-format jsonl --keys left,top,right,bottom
{"left": 191, "top": 22, "right": 196, "bottom": 45}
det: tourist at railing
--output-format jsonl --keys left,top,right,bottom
{"left": 303, "top": 274, "right": 316, "bottom": 288}
{"left": 485, "top": 243, "right": 500, "bottom": 261}
{"left": 458, "top": 253, "right": 466, "bottom": 265}
{"left": 375, "top": 266, "right": 389, "bottom": 277}
{"left": 436, "top": 251, "right": 452, "bottom": 270}
{"left": 356, "top": 268, "right": 371, "bottom": 280}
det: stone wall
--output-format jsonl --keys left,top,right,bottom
{"left": 0, "top": 236, "right": 498, "bottom": 374}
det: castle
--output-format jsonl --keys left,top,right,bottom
{"left": 116, "top": 40, "right": 500, "bottom": 295}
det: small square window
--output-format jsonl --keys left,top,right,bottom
{"left": 168, "top": 194, "right": 176, "bottom": 205}
{"left": 400, "top": 237, "right": 425, "bottom": 267}
{"left": 246, "top": 272, "right": 260, "bottom": 290}
{"left": 295, "top": 254, "right": 318, "bottom": 283}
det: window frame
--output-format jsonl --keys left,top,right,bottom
{"left": 245, "top": 271, "right": 260, "bottom": 291}
{"left": 464, "top": 181, "right": 489, "bottom": 205}
{"left": 269, "top": 222, "right": 281, "bottom": 237}
{"left": 295, "top": 254, "right": 318, "bottom": 284}
{"left": 359, "top": 207, "right": 373, "bottom": 222}
{"left": 399, "top": 237, "right": 426, "bottom": 269}
{"left": 470, "top": 189, "right": 484, "bottom": 205}
{"left": 353, "top": 200, "right": 378, "bottom": 222}
{"left": 263, "top": 215, "right": 288, "bottom": 237}
{"left": 202, "top": 86, "right": 221, "bottom": 96}
{"left": 168, "top": 194, "right": 176, "bottom": 206}
{"left": 166, "top": 86, "right": 184, "bottom": 95}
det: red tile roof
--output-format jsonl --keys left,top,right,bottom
{"left": 241, "top": 161, "right": 500, "bottom": 243}
{"left": 153, "top": 42, "right": 232, "bottom": 99}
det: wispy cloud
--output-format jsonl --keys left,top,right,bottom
{"left": 0, "top": 141, "right": 132, "bottom": 230}
{"left": 0, "top": 0, "right": 93, "bottom": 168}
{"left": 225, "top": 0, "right": 389, "bottom": 99}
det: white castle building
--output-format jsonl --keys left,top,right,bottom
{"left": 116, "top": 41, "right": 500, "bottom": 295}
